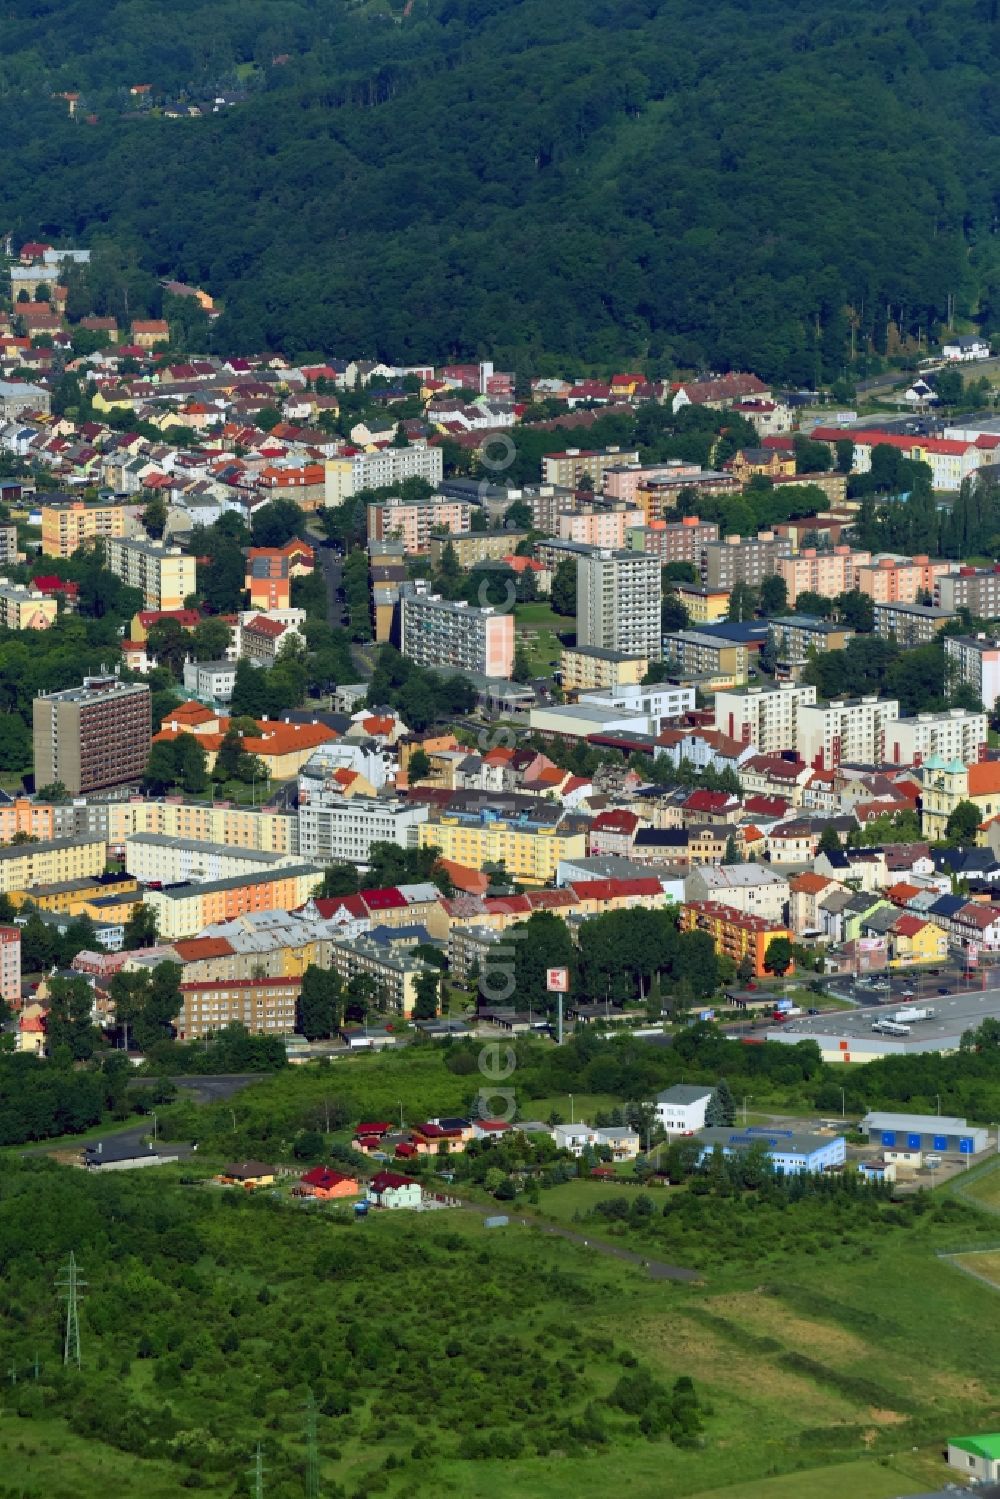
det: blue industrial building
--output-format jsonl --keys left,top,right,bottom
{"left": 696, "top": 1126, "right": 846, "bottom": 1175}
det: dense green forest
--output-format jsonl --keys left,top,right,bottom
{"left": 2, "top": 0, "right": 1000, "bottom": 377}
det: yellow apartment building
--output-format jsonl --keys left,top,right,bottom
{"left": 41, "top": 500, "right": 126, "bottom": 558}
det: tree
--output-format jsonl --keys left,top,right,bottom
{"left": 550, "top": 559, "right": 577, "bottom": 617}
{"left": 835, "top": 439, "right": 854, "bottom": 474}
{"left": 512, "top": 643, "right": 533, "bottom": 683}
{"left": 0, "top": 714, "right": 31, "bottom": 773}
{"left": 817, "top": 824, "right": 842, "bottom": 855}
{"left": 946, "top": 799, "right": 983, "bottom": 845}
{"left": 758, "top": 575, "right": 787, "bottom": 616}
{"left": 142, "top": 494, "right": 168, "bottom": 539}
{"left": 251, "top": 499, "right": 303, "bottom": 547}
{"left": 408, "top": 748, "right": 431, "bottom": 782}
{"left": 726, "top": 582, "right": 758, "bottom": 622}
{"left": 146, "top": 618, "right": 190, "bottom": 678}
{"left": 315, "top": 864, "right": 360, "bottom": 898}
{"left": 736, "top": 954, "right": 754, "bottom": 985}
{"left": 705, "top": 1078, "right": 736, "bottom": 1127}
{"left": 45, "top": 976, "right": 96, "bottom": 1061}
{"left": 412, "top": 969, "right": 440, "bottom": 1021}
{"left": 123, "top": 903, "right": 158, "bottom": 950}
{"left": 834, "top": 590, "right": 874, "bottom": 633}
{"left": 191, "top": 617, "right": 232, "bottom": 661}
{"left": 721, "top": 834, "right": 739, "bottom": 865}
{"left": 297, "top": 964, "right": 343, "bottom": 1040}
{"left": 35, "top": 781, "right": 69, "bottom": 802}
{"left": 763, "top": 936, "right": 794, "bottom": 976}
{"left": 143, "top": 740, "right": 182, "bottom": 794}
{"left": 504, "top": 500, "right": 532, "bottom": 530}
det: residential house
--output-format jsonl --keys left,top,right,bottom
{"left": 653, "top": 1084, "right": 713, "bottom": 1135}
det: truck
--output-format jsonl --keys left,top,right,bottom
{"left": 872, "top": 1019, "right": 911, "bottom": 1036}
{"left": 890, "top": 1006, "right": 935, "bottom": 1024}
{"left": 772, "top": 1005, "right": 803, "bottom": 1021}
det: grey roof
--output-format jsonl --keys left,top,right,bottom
{"left": 697, "top": 1127, "right": 838, "bottom": 1156}
{"left": 862, "top": 1110, "right": 973, "bottom": 1134}
{"left": 149, "top": 864, "right": 322, "bottom": 899}
{"left": 656, "top": 1084, "right": 713, "bottom": 1105}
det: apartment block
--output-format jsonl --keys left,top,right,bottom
{"left": 0, "top": 524, "right": 19, "bottom": 566}
{"left": 604, "top": 460, "right": 702, "bottom": 505}
{"left": 854, "top": 554, "right": 955, "bottom": 605}
{"left": 662, "top": 630, "right": 748, "bottom": 688}
{"left": 679, "top": 900, "right": 794, "bottom": 979}
{"left": 297, "top": 791, "right": 428, "bottom": 866}
{"left": 556, "top": 505, "right": 643, "bottom": 548}
{"left": 629, "top": 516, "right": 720, "bottom": 566}
{"left": 713, "top": 683, "right": 818, "bottom": 754}
{"left": 324, "top": 934, "right": 430, "bottom": 1018}
{"left": 0, "top": 582, "right": 58, "bottom": 630}
{"left": 797, "top": 696, "right": 901, "bottom": 770}
{"left": 176, "top": 976, "right": 301, "bottom": 1040}
{"left": 560, "top": 646, "right": 650, "bottom": 694}
{"left": 324, "top": 444, "right": 443, "bottom": 505}
{"left": 888, "top": 709, "right": 988, "bottom": 767}
{"left": 367, "top": 494, "right": 473, "bottom": 554}
{"left": 936, "top": 567, "right": 1000, "bottom": 618}
{"left": 702, "top": 532, "right": 792, "bottom": 591}
{"left": 420, "top": 803, "right": 587, "bottom": 886}
{"left": 124, "top": 833, "right": 301, "bottom": 887}
{"left": 540, "top": 447, "right": 640, "bottom": 490}
{"left": 0, "top": 836, "right": 107, "bottom": 897}
{"left": 873, "top": 601, "right": 958, "bottom": 646}
{"left": 775, "top": 545, "right": 869, "bottom": 606}
{"left": 33, "top": 675, "right": 151, "bottom": 796}
{"left": 810, "top": 426, "right": 983, "bottom": 492}
{"left": 944, "top": 634, "right": 1000, "bottom": 710}
{"left": 428, "top": 530, "right": 530, "bottom": 569}
{"left": 634, "top": 472, "right": 740, "bottom": 525}
{"left": 104, "top": 538, "right": 197, "bottom": 610}
{"left": 672, "top": 584, "right": 730, "bottom": 625}
{"left": 684, "top": 864, "right": 790, "bottom": 924}
{"left": 767, "top": 617, "right": 853, "bottom": 677}
{"left": 577, "top": 549, "right": 661, "bottom": 659}
{"left": 399, "top": 582, "right": 514, "bottom": 678}
{"left": 144, "top": 865, "right": 324, "bottom": 940}
{"left": 41, "top": 499, "right": 126, "bottom": 558}
{"left": 0, "top": 926, "right": 21, "bottom": 1004}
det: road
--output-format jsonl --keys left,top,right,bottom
{"left": 772, "top": 980, "right": 1000, "bottom": 1050}
{"left": 460, "top": 1199, "right": 699, "bottom": 1281}
{"left": 319, "top": 546, "right": 345, "bottom": 629}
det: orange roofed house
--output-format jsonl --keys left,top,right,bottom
{"left": 154, "top": 703, "right": 336, "bottom": 779}
{"left": 131, "top": 318, "right": 170, "bottom": 348}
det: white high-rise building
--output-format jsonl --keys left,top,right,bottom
{"left": 797, "top": 696, "right": 900, "bottom": 770}
{"left": 713, "top": 682, "right": 818, "bottom": 755}
{"left": 324, "top": 444, "right": 443, "bottom": 504}
{"left": 888, "top": 709, "right": 988, "bottom": 767}
{"left": 576, "top": 549, "right": 661, "bottom": 660}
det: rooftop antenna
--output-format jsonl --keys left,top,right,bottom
{"left": 55, "top": 1251, "right": 85, "bottom": 1369}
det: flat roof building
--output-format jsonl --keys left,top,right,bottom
{"left": 33, "top": 674, "right": 151, "bottom": 797}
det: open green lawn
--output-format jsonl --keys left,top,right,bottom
{"left": 514, "top": 601, "right": 569, "bottom": 630}
{"left": 685, "top": 1454, "right": 948, "bottom": 1499}
{"left": 0, "top": 1418, "right": 195, "bottom": 1499}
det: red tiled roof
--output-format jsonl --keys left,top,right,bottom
{"left": 892, "top": 914, "right": 928, "bottom": 938}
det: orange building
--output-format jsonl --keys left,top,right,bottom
{"left": 679, "top": 900, "right": 794, "bottom": 979}
{"left": 854, "top": 554, "right": 954, "bottom": 605}
{"left": 145, "top": 865, "right": 322, "bottom": 939}
{"left": 244, "top": 539, "right": 315, "bottom": 610}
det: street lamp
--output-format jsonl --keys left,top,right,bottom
{"left": 935, "top": 1094, "right": 941, "bottom": 1116}
{"left": 569, "top": 1093, "right": 574, "bottom": 1125}
{"left": 840, "top": 1088, "right": 846, "bottom": 1120}
{"left": 742, "top": 1095, "right": 753, "bottom": 1126}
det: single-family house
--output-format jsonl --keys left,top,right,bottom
{"left": 220, "top": 1160, "right": 275, "bottom": 1189}
{"left": 367, "top": 1171, "right": 422, "bottom": 1209}
{"left": 653, "top": 1084, "right": 712, "bottom": 1135}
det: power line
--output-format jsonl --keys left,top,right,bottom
{"left": 305, "top": 1389, "right": 320, "bottom": 1499}
{"left": 249, "top": 1440, "right": 266, "bottom": 1499}
{"left": 55, "top": 1252, "right": 86, "bottom": 1370}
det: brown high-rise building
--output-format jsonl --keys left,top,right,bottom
{"left": 33, "top": 675, "right": 152, "bottom": 796}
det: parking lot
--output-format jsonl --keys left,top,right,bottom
{"left": 773, "top": 979, "right": 1000, "bottom": 1052}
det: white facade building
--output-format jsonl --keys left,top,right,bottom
{"left": 297, "top": 792, "right": 428, "bottom": 865}
{"left": 797, "top": 696, "right": 901, "bottom": 770}
{"left": 944, "top": 635, "right": 1000, "bottom": 712}
{"left": 653, "top": 1085, "right": 713, "bottom": 1135}
{"left": 887, "top": 709, "right": 988, "bottom": 767}
{"left": 713, "top": 683, "right": 818, "bottom": 755}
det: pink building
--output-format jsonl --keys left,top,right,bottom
{"left": 855, "top": 554, "right": 954, "bottom": 605}
{"left": 603, "top": 461, "right": 701, "bottom": 504}
{"left": 366, "top": 497, "right": 472, "bottom": 554}
{"left": 557, "top": 507, "right": 643, "bottom": 548}
{"left": 0, "top": 927, "right": 21, "bottom": 1006}
{"left": 776, "top": 545, "right": 871, "bottom": 606}
{"left": 634, "top": 515, "right": 719, "bottom": 564}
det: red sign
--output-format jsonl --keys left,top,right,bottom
{"left": 546, "top": 967, "right": 569, "bottom": 993}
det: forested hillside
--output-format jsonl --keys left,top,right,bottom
{"left": 2, "top": 0, "right": 1000, "bottom": 378}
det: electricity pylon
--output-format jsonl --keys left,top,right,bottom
{"left": 55, "top": 1252, "right": 86, "bottom": 1369}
